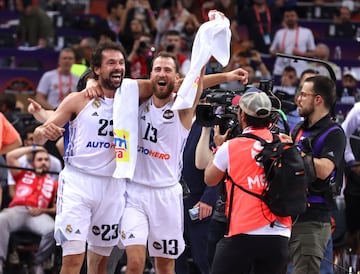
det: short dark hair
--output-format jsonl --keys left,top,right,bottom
{"left": 304, "top": 75, "right": 336, "bottom": 109}
{"left": 300, "top": 69, "right": 319, "bottom": 80}
{"left": 91, "top": 42, "right": 126, "bottom": 70}
{"left": 283, "top": 65, "right": 297, "bottom": 75}
{"left": 0, "top": 93, "right": 16, "bottom": 110}
{"left": 21, "top": 0, "right": 32, "bottom": 8}
{"left": 106, "top": 0, "right": 122, "bottom": 14}
{"left": 165, "top": 30, "right": 181, "bottom": 37}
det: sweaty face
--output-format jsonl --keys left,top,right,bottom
{"left": 150, "top": 57, "right": 177, "bottom": 100}
{"left": 296, "top": 81, "right": 316, "bottom": 118}
{"left": 97, "top": 49, "right": 125, "bottom": 90}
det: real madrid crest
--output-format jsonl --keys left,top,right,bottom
{"left": 121, "top": 230, "right": 126, "bottom": 240}
{"left": 66, "top": 224, "right": 73, "bottom": 233}
{"left": 92, "top": 98, "right": 101, "bottom": 108}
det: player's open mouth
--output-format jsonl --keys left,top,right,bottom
{"left": 158, "top": 80, "right": 166, "bottom": 86}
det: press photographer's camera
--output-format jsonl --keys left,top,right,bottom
{"left": 196, "top": 88, "right": 242, "bottom": 139}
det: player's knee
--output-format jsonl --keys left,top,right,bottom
{"left": 155, "top": 257, "right": 174, "bottom": 274}
{"left": 127, "top": 256, "right": 145, "bottom": 272}
{"left": 61, "top": 241, "right": 86, "bottom": 271}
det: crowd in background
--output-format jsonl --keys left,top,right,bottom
{"left": 1, "top": 0, "right": 360, "bottom": 274}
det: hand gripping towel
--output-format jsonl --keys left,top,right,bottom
{"left": 112, "top": 78, "right": 139, "bottom": 179}
{"left": 171, "top": 14, "right": 231, "bottom": 111}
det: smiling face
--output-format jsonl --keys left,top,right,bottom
{"left": 94, "top": 49, "right": 126, "bottom": 91}
{"left": 150, "top": 56, "right": 178, "bottom": 100}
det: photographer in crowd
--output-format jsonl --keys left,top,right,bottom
{"left": 204, "top": 90, "right": 292, "bottom": 274}
{"left": 127, "top": 33, "right": 156, "bottom": 79}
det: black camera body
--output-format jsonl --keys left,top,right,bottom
{"left": 195, "top": 79, "right": 293, "bottom": 138}
{"left": 196, "top": 88, "right": 242, "bottom": 139}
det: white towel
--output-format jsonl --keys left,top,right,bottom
{"left": 112, "top": 79, "right": 139, "bottom": 179}
{"left": 171, "top": 14, "right": 231, "bottom": 111}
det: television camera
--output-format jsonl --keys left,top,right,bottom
{"left": 195, "top": 80, "right": 295, "bottom": 138}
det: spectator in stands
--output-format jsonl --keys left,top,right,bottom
{"left": 155, "top": 0, "right": 190, "bottom": 47}
{"left": 119, "top": 0, "right": 157, "bottom": 53}
{"left": 0, "top": 93, "right": 28, "bottom": 134}
{"left": 70, "top": 44, "right": 88, "bottom": 77}
{"left": 0, "top": 113, "right": 22, "bottom": 209}
{"left": 162, "top": 30, "right": 191, "bottom": 76}
{"left": 120, "top": 17, "right": 146, "bottom": 55}
{"left": 181, "top": 14, "right": 200, "bottom": 58}
{"left": 328, "top": 5, "right": 357, "bottom": 39}
{"left": 271, "top": 65, "right": 299, "bottom": 132}
{"left": 307, "top": 43, "right": 341, "bottom": 80}
{"left": 270, "top": 6, "right": 316, "bottom": 76}
{"left": 93, "top": 0, "right": 124, "bottom": 44}
{"left": 304, "top": 0, "right": 336, "bottom": 20}
{"left": 200, "top": 0, "right": 236, "bottom": 23}
{"left": 338, "top": 70, "right": 360, "bottom": 103}
{"left": 7, "top": 124, "right": 62, "bottom": 196}
{"left": 222, "top": 49, "right": 271, "bottom": 90}
{"left": 79, "top": 37, "right": 98, "bottom": 67}
{"left": 273, "top": 65, "right": 299, "bottom": 96}
{"left": 231, "top": 0, "right": 283, "bottom": 54}
{"left": 35, "top": 47, "right": 80, "bottom": 110}
{"left": 1, "top": 145, "right": 57, "bottom": 274}
{"left": 127, "top": 32, "right": 155, "bottom": 79}
{"left": 15, "top": 0, "right": 54, "bottom": 48}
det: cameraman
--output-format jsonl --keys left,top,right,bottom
{"left": 204, "top": 91, "right": 292, "bottom": 274}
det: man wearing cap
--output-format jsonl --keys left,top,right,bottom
{"left": 204, "top": 90, "right": 292, "bottom": 274}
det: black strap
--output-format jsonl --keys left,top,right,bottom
{"left": 227, "top": 173, "right": 265, "bottom": 202}
{"left": 239, "top": 132, "right": 280, "bottom": 144}
{"left": 292, "top": 120, "right": 342, "bottom": 147}
{"left": 226, "top": 180, "right": 235, "bottom": 235}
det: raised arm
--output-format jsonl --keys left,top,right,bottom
{"left": 179, "top": 66, "right": 206, "bottom": 130}
{"left": 204, "top": 67, "right": 248, "bottom": 89}
{"left": 27, "top": 98, "right": 54, "bottom": 123}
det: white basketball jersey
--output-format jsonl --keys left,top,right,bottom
{"left": 64, "top": 97, "right": 115, "bottom": 176}
{"left": 132, "top": 97, "right": 189, "bottom": 187}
